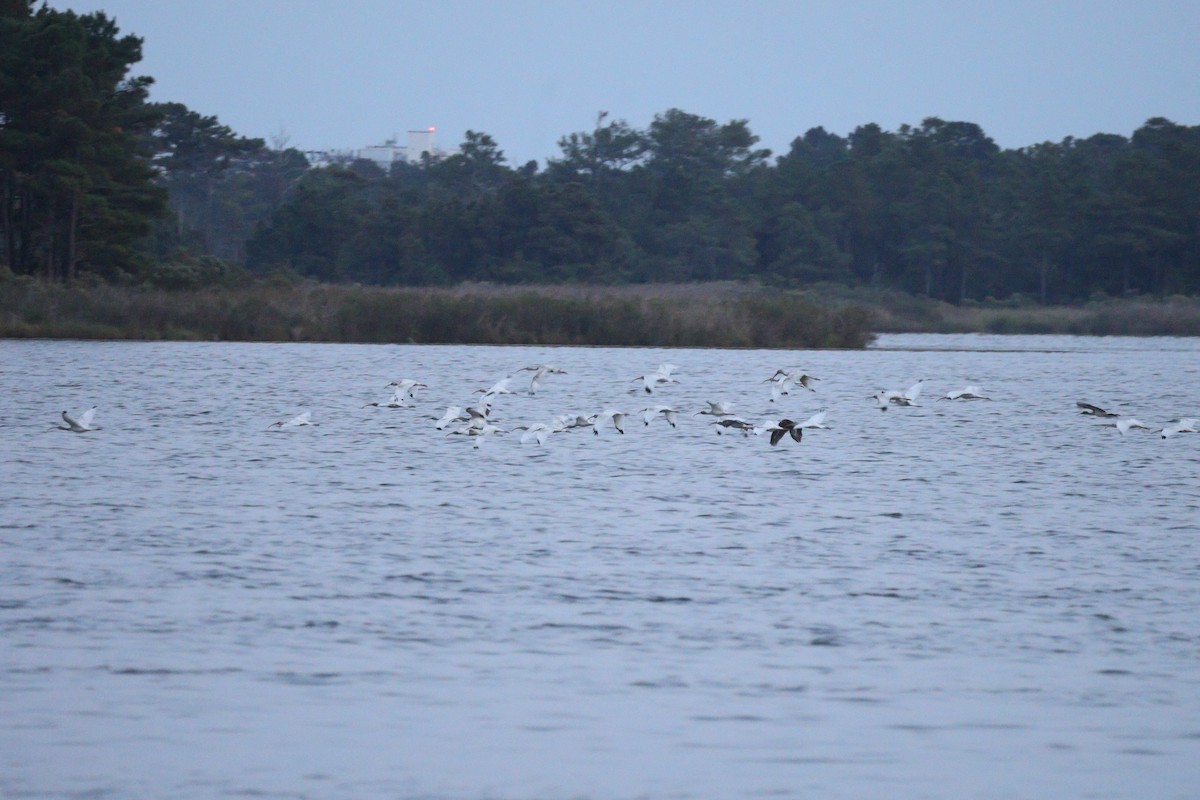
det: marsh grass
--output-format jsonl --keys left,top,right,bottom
{"left": 0, "top": 279, "right": 876, "bottom": 348}
{"left": 6, "top": 277, "right": 1196, "bottom": 345}
{"left": 854, "top": 288, "right": 1200, "bottom": 336}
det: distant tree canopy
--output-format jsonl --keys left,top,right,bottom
{"left": 246, "top": 113, "right": 1200, "bottom": 302}
{"left": 2, "top": 1, "right": 1198, "bottom": 301}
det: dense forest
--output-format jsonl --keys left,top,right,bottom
{"left": 3, "top": 2, "right": 1200, "bottom": 306}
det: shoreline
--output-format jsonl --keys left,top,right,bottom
{"left": 0, "top": 280, "right": 874, "bottom": 349}
{"left": 3, "top": 279, "right": 1199, "bottom": 345}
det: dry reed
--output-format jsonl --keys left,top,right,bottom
{"left": 0, "top": 279, "right": 877, "bottom": 349}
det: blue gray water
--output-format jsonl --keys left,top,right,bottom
{"left": 2, "top": 335, "right": 1199, "bottom": 799}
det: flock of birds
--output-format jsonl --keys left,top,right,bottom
{"left": 54, "top": 360, "right": 1199, "bottom": 447}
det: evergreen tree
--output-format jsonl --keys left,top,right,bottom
{"left": 0, "top": 2, "right": 165, "bottom": 282}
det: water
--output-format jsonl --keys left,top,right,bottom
{"left": 2, "top": 335, "right": 1199, "bottom": 799}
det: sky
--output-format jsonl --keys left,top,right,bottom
{"left": 58, "top": 0, "right": 1200, "bottom": 166}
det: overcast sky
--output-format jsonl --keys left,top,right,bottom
{"left": 60, "top": 0, "right": 1200, "bottom": 165}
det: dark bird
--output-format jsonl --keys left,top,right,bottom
{"left": 766, "top": 419, "right": 803, "bottom": 446}
{"left": 712, "top": 417, "right": 754, "bottom": 435}
{"left": 1077, "top": 402, "right": 1119, "bottom": 418}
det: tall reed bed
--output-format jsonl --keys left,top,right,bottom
{"left": 860, "top": 290, "right": 1200, "bottom": 336}
{"left": 0, "top": 280, "right": 876, "bottom": 349}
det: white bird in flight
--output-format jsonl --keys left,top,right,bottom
{"left": 514, "top": 422, "right": 552, "bottom": 446}
{"left": 386, "top": 379, "right": 428, "bottom": 398}
{"left": 477, "top": 377, "right": 516, "bottom": 399}
{"left": 1107, "top": 418, "right": 1149, "bottom": 435}
{"left": 639, "top": 405, "right": 678, "bottom": 428}
{"left": 365, "top": 389, "right": 407, "bottom": 408}
{"left": 695, "top": 400, "right": 736, "bottom": 418}
{"left": 434, "top": 406, "right": 467, "bottom": 429}
{"left": 1160, "top": 418, "right": 1198, "bottom": 439}
{"left": 517, "top": 365, "right": 566, "bottom": 395}
{"left": 562, "top": 414, "right": 596, "bottom": 432}
{"left": 269, "top": 411, "right": 314, "bottom": 429}
{"left": 874, "top": 380, "right": 925, "bottom": 410}
{"left": 939, "top": 386, "right": 991, "bottom": 401}
{"left": 57, "top": 406, "right": 98, "bottom": 433}
{"left": 631, "top": 363, "right": 679, "bottom": 395}
{"left": 593, "top": 409, "right": 627, "bottom": 435}
{"left": 766, "top": 369, "right": 819, "bottom": 397}
{"left": 798, "top": 409, "right": 829, "bottom": 429}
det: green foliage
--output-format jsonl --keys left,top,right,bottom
{"left": 3, "top": 0, "right": 1198, "bottom": 310}
{"left": 0, "top": 3, "right": 166, "bottom": 283}
{"left": 236, "top": 111, "right": 1200, "bottom": 304}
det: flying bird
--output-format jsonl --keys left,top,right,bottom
{"left": 365, "top": 389, "right": 408, "bottom": 408}
{"left": 712, "top": 417, "right": 755, "bottom": 435}
{"left": 593, "top": 409, "right": 627, "bottom": 435}
{"left": 562, "top": 414, "right": 597, "bottom": 431}
{"left": 434, "top": 406, "right": 467, "bottom": 429}
{"left": 517, "top": 365, "right": 566, "bottom": 395}
{"left": 696, "top": 400, "right": 736, "bottom": 418}
{"left": 386, "top": 379, "right": 428, "bottom": 398}
{"left": 477, "top": 377, "right": 516, "bottom": 399}
{"left": 766, "top": 369, "right": 819, "bottom": 393}
{"left": 763, "top": 419, "right": 804, "bottom": 446}
{"left": 798, "top": 409, "right": 829, "bottom": 429}
{"left": 1106, "top": 418, "right": 1149, "bottom": 436}
{"left": 875, "top": 379, "right": 925, "bottom": 409}
{"left": 1077, "top": 402, "right": 1119, "bottom": 417}
{"left": 57, "top": 406, "right": 98, "bottom": 433}
{"left": 1159, "top": 418, "right": 1198, "bottom": 439}
{"left": 269, "top": 411, "right": 314, "bottom": 429}
{"left": 939, "top": 386, "right": 991, "bottom": 401}
{"left": 514, "top": 422, "right": 552, "bottom": 446}
{"left": 639, "top": 405, "right": 678, "bottom": 428}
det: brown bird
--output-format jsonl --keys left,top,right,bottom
{"left": 765, "top": 419, "right": 803, "bottom": 446}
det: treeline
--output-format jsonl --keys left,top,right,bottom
{"left": 0, "top": 2, "right": 307, "bottom": 286}
{"left": 243, "top": 114, "right": 1200, "bottom": 303}
{"left": 3, "top": 2, "right": 1199, "bottom": 307}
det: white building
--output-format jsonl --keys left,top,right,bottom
{"left": 354, "top": 127, "right": 452, "bottom": 170}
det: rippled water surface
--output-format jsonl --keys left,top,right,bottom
{"left": 2, "top": 335, "right": 1199, "bottom": 799}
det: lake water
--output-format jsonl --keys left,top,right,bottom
{"left": 2, "top": 334, "right": 1199, "bottom": 799}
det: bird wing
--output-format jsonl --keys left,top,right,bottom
{"left": 904, "top": 380, "right": 925, "bottom": 402}
{"left": 769, "top": 428, "right": 787, "bottom": 446}
{"left": 78, "top": 407, "right": 97, "bottom": 428}
{"left": 801, "top": 410, "right": 826, "bottom": 428}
